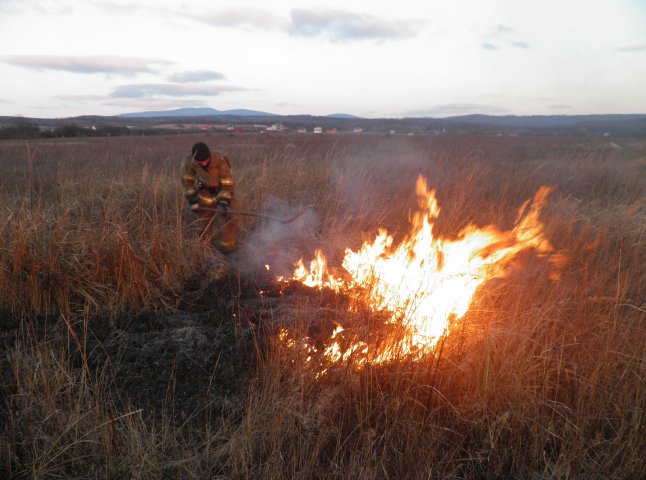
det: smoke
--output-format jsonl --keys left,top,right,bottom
{"left": 329, "top": 140, "right": 432, "bottom": 235}
{"left": 237, "top": 139, "right": 439, "bottom": 279}
{"left": 237, "top": 195, "right": 321, "bottom": 277}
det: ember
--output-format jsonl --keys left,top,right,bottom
{"left": 278, "top": 175, "right": 556, "bottom": 372}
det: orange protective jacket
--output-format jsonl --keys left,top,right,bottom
{"left": 181, "top": 151, "right": 234, "bottom": 207}
{"left": 180, "top": 151, "right": 237, "bottom": 253}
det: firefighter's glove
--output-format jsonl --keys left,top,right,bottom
{"left": 217, "top": 202, "right": 230, "bottom": 217}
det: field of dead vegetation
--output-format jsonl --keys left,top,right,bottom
{"left": 0, "top": 133, "right": 644, "bottom": 479}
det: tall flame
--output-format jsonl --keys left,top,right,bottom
{"left": 278, "top": 176, "right": 555, "bottom": 371}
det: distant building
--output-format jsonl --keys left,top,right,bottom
{"left": 326, "top": 128, "right": 337, "bottom": 134}
{"left": 313, "top": 127, "right": 323, "bottom": 134}
{"left": 297, "top": 128, "right": 307, "bottom": 133}
{"left": 353, "top": 127, "right": 363, "bottom": 133}
{"left": 267, "top": 123, "right": 284, "bottom": 132}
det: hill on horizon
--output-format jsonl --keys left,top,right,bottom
{"left": 118, "top": 107, "right": 364, "bottom": 119}
{"left": 119, "top": 107, "right": 277, "bottom": 118}
{"left": 1, "top": 111, "right": 645, "bottom": 137}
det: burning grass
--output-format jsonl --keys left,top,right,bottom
{"left": 0, "top": 133, "right": 645, "bottom": 478}
{"left": 276, "top": 176, "right": 564, "bottom": 374}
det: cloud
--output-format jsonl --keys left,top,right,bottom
{"left": 289, "top": 8, "right": 416, "bottom": 41}
{"left": 483, "top": 24, "right": 516, "bottom": 39}
{"left": 481, "top": 42, "right": 498, "bottom": 50}
{"left": 110, "top": 83, "right": 246, "bottom": 98}
{"left": 0, "top": 0, "right": 72, "bottom": 14}
{"left": 496, "top": 25, "right": 515, "bottom": 34}
{"left": 104, "top": 98, "right": 209, "bottom": 109}
{"left": 482, "top": 25, "right": 530, "bottom": 50}
{"left": 91, "top": 1, "right": 159, "bottom": 15}
{"left": 406, "top": 103, "right": 510, "bottom": 117}
{"left": 0, "top": 0, "right": 20, "bottom": 12}
{"left": 549, "top": 104, "right": 572, "bottom": 110}
{"left": 3, "top": 55, "right": 171, "bottom": 75}
{"left": 57, "top": 94, "right": 107, "bottom": 102}
{"left": 616, "top": 44, "right": 646, "bottom": 52}
{"left": 510, "top": 41, "right": 530, "bottom": 49}
{"left": 482, "top": 40, "right": 531, "bottom": 50}
{"left": 167, "top": 70, "right": 226, "bottom": 83}
{"left": 196, "top": 7, "right": 286, "bottom": 29}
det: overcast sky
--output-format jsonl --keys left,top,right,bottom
{"left": 1, "top": 0, "right": 645, "bottom": 118}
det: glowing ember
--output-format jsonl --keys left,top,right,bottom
{"left": 278, "top": 176, "right": 556, "bottom": 371}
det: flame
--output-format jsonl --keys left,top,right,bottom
{"left": 278, "top": 176, "right": 556, "bottom": 371}
{"left": 292, "top": 249, "right": 344, "bottom": 290}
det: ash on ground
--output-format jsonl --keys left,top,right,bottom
{"left": 0, "top": 265, "right": 346, "bottom": 425}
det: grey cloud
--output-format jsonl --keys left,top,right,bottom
{"left": 0, "top": 0, "right": 19, "bottom": 12}
{"left": 105, "top": 98, "right": 208, "bottom": 109}
{"left": 481, "top": 42, "right": 498, "bottom": 50}
{"left": 167, "top": 70, "right": 226, "bottom": 83}
{"left": 91, "top": 1, "right": 159, "bottom": 15}
{"left": 407, "top": 103, "right": 510, "bottom": 117}
{"left": 3, "top": 55, "right": 171, "bottom": 75}
{"left": 289, "top": 8, "right": 416, "bottom": 41}
{"left": 483, "top": 25, "right": 530, "bottom": 50}
{"left": 484, "top": 24, "right": 516, "bottom": 38}
{"left": 496, "top": 25, "right": 515, "bottom": 34}
{"left": 197, "top": 7, "right": 286, "bottom": 29}
{"left": 616, "top": 44, "right": 646, "bottom": 52}
{"left": 550, "top": 104, "right": 572, "bottom": 110}
{"left": 57, "top": 94, "right": 106, "bottom": 102}
{"left": 110, "top": 83, "right": 245, "bottom": 98}
{"left": 0, "top": 0, "right": 72, "bottom": 14}
{"left": 34, "top": 2, "right": 73, "bottom": 14}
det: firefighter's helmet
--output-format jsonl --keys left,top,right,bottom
{"left": 192, "top": 142, "right": 210, "bottom": 162}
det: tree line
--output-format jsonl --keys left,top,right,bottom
{"left": 0, "top": 120, "right": 175, "bottom": 140}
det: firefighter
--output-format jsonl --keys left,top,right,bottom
{"left": 181, "top": 142, "right": 237, "bottom": 255}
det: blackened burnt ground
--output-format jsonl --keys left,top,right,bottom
{"left": 0, "top": 271, "right": 272, "bottom": 427}
{"left": 0, "top": 267, "right": 349, "bottom": 429}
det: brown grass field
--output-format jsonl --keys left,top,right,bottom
{"left": 0, "top": 133, "right": 644, "bottom": 479}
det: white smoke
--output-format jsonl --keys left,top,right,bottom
{"left": 237, "top": 195, "right": 321, "bottom": 277}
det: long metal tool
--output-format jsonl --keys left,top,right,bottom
{"left": 198, "top": 204, "right": 314, "bottom": 224}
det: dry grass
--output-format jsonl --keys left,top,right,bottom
{"left": 0, "top": 133, "right": 644, "bottom": 479}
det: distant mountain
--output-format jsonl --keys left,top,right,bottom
{"left": 326, "top": 113, "right": 360, "bottom": 119}
{"left": 3, "top": 112, "right": 644, "bottom": 138}
{"left": 222, "top": 108, "right": 277, "bottom": 117}
{"left": 119, "top": 107, "right": 276, "bottom": 118}
{"left": 441, "top": 114, "right": 646, "bottom": 128}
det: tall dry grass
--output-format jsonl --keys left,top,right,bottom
{"left": 0, "top": 133, "right": 644, "bottom": 478}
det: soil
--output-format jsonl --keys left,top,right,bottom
{"left": 0, "top": 265, "right": 349, "bottom": 426}
{"left": 0, "top": 269, "right": 283, "bottom": 425}
{"left": 85, "top": 308, "right": 245, "bottom": 422}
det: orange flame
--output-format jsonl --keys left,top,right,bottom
{"left": 278, "top": 176, "right": 556, "bottom": 371}
{"left": 292, "top": 249, "right": 343, "bottom": 290}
